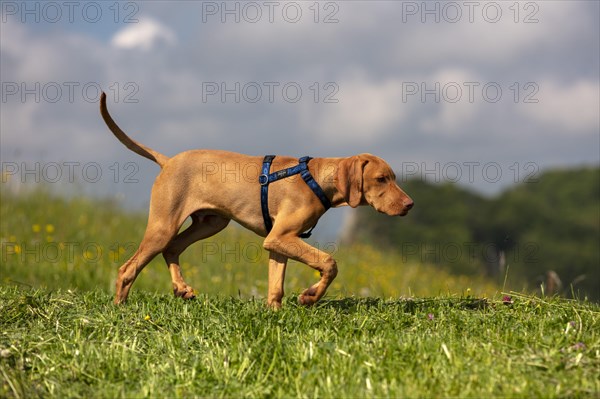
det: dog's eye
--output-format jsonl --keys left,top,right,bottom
{"left": 376, "top": 176, "right": 387, "bottom": 183}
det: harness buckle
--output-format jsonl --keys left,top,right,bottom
{"left": 259, "top": 174, "right": 269, "bottom": 186}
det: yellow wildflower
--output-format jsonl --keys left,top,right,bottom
{"left": 32, "top": 224, "right": 41, "bottom": 233}
{"left": 45, "top": 224, "right": 55, "bottom": 234}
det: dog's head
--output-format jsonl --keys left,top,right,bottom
{"left": 335, "top": 154, "right": 413, "bottom": 216}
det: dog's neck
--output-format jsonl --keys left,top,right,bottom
{"left": 309, "top": 157, "right": 351, "bottom": 208}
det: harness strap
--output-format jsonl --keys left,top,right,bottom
{"left": 260, "top": 155, "right": 276, "bottom": 234}
{"left": 260, "top": 155, "right": 331, "bottom": 238}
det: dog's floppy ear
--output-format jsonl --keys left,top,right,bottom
{"left": 335, "top": 155, "right": 368, "bottom": 208}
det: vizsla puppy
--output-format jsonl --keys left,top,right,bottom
{"left": 100, "top": 92, "right": 413, "bottom": 308}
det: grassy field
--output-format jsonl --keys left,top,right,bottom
{"left": 1, "top": 188, "right": 599, "bottom": 397}
{"left": 1, "top": 287, "right": 599, "bottom": 398}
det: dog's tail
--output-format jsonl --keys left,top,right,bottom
{"left": 99, "top": 92, "right": 169, "bottom": 168}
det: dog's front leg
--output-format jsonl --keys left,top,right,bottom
{"left": 267, "top": 252, "right": 288, "bottom": 309}
{"left": 264, "top": 235, "right": 338, "bottom": 306}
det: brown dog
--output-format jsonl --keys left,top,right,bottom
{"left": 100, "top": 92, "right": 413, "bottom": 308}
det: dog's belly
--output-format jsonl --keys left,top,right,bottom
{"left": 158, "top": 149, "right": 268, "bottom": 236}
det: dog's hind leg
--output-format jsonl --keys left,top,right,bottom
{"left": 163, "top": 212, "right": 231, "bottom": 299}
{"left": 114, "top": 219, "right": 179, "bottom": 304}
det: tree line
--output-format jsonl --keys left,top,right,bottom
{"left": 343, "top": 167, "right": 599, "bottom": 301}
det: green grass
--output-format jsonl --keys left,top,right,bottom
{"left": 2, "top": 187, "right": 599, "bottom": 397}
{"left": 1, "top": 287, "right": 599, "bottom": 398}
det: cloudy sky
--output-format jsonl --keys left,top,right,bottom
{"left": 1, "top": 1, "right": 599, "bottom": 236}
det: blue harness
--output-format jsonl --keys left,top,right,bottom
{"left": 259, "top": 155, "right": 331, "bottom": 238}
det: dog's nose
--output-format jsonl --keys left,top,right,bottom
{"left": 405, "top": 200, "right": 414, "bottom": 210}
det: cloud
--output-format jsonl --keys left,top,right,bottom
{"left": 111, "top": 18, "right": 176, "bottom": 51}
{"left": 417, "top": 68, "right": 481, "bottom": 135}
{"left": 396, "top": 2, "right": 590, "bottom": 67}
{"left": 310, "top": 68, "right": 486, "bottom": 142}
{"left": 310, "top": 72, "right": 407, "bottom": 144}
{"left": 518, "top": 80, "right": 599, "bottom": 133}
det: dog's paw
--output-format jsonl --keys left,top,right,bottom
{"left": 267, "top": 301, "right": 282, "bottom": 310}
{"left": 298, "top": 294, "right": 315, "bottom": 306}
{"left": 298, "top": 287, "right": 318, "bottom": 306}
{"left": 113, "top": 297, "right": 126, "bottom": 305}
{"left": 173, "top": 285, "right": 196, "bottom": 300}
{"left": 182, "top": 290, "right": 196, "bottom": 300}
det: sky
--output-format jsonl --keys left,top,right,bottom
{"left": 1, "top": 1, "right": 599, "bottom": 238}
